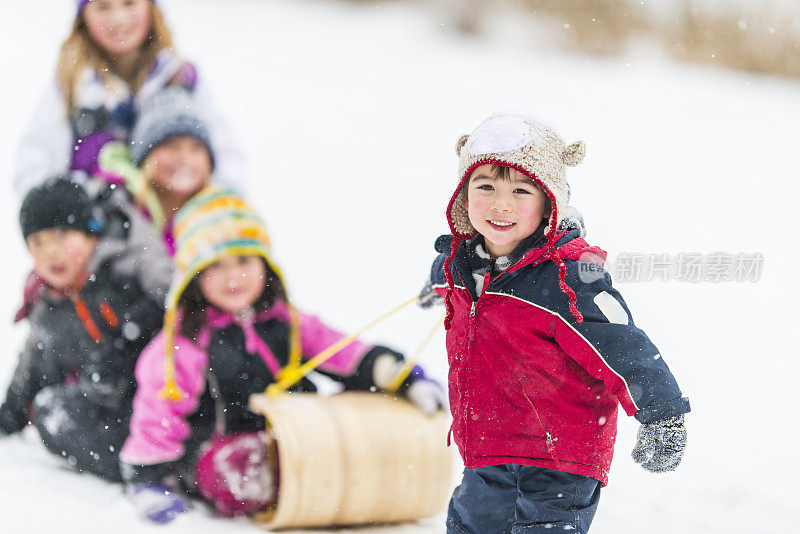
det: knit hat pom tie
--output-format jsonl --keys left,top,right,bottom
{"left": 443, "top": 244, "right": 460, "bottom": 330}
{"left": 548, "top": 242, "right": 583, "bottom": 324}
{"left": 160, "top": 376, "right": 183, "bottom": 401}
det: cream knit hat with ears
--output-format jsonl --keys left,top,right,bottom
{"left": 449, "top": 113, "right": 585, "bottom": 238}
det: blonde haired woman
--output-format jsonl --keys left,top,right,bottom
{"left": 13, "top": 0, "right": 245, "bottom": 198}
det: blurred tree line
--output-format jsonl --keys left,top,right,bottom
{"left": 348, "top": 0, "right": 800, "bottom": 78}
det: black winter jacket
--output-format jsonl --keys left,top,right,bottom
{"left": 0, "top": 259, "right": 163, "bottom": 434}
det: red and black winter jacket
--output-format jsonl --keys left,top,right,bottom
{"left": 429, "top": 229, "right": 690, "bottom": 485}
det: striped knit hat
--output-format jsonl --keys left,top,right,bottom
{"left": 443, "top": 113, "right": 586, "bottom": 328}
{"left": 130, "top": 87, "right": 213, "bottom": 167}
{"left": 160, "top": 184, "right": 285, "bottom": 400}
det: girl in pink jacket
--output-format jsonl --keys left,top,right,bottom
{"left": 120, "top": 185, "right": 443, "bottom": 523}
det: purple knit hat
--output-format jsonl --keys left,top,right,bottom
{"left": 77, "top": 0, "right": 155, "bottom": 16}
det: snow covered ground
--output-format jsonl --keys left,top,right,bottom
{"left": 1, "top": 0, "right": 799, "bottom": 532}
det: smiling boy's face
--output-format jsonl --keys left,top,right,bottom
{"left": 148, "top": 135, "right": 213, "bottom": 208}
{"left": 26, "top": 228, "right": 98, "bottom": 291}
{"left": 465, "top": 164, "right": 550, "bottom": 259}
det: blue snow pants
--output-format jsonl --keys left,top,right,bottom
{"left": 446, "top": 465, "right": 602, "bottom": 534}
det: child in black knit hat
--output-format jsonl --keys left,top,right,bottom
{"left": 0, "top": 177, "right": 165, "bottom": 482}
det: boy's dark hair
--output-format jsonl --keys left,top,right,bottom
{"left": 459, "top": 164, "right": 552, "bottom": 216}
{"left": 19, "top": 176, "right": 102, "bottom": 240}
{"left": 178, "top": 257, "right": 287, "bottom": 340}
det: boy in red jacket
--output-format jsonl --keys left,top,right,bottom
{"left": 422, "top": 114, "right": 690, "bottom": 533}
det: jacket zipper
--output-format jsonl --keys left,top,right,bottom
{"left": 462, "top": 271, "right": 489, "bottom": 459}
{"left": 448, "top": 242, "right": 564, "bottom": 465}
{"left": 464, "top": 298, "right": 476, "bottom": 458}
{"left": 516, "top": 353, "right": 562, "bottom": 469}
{"left": 472, "top": 257, "right": 559, "bottom": 464}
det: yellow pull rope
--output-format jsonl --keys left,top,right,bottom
{"left": 268, "top": 303, "right": 304, "bottom": 394}
{"left": 266, "top": 295, "right": 419, "bottom": 396}
{"left": 385, "top": 311, "right": 445, "bottom": 393}
{"left": 286, "top": 304, "right": 302, "bottom": 371}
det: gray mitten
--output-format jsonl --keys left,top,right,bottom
{"left": 558, "top": 205, "right": 586, "bottom": 237}
{"left": 631, "top": 414, "right": 687, "bottom": 473}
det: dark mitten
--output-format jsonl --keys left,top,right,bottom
{"left": 93, "top": 184, "right": 131, "bottom": 240}
{"left": 417, "top": 277, "right": 443, "bottom": 308}
{"left": 0, "top": 397, "right": 30, "bottom": 436}
{"left": 631, "top": 414, "right": 687, "bottom": 473}
{"left": 558, "top": 205, "right": 587, "bottom": 237}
